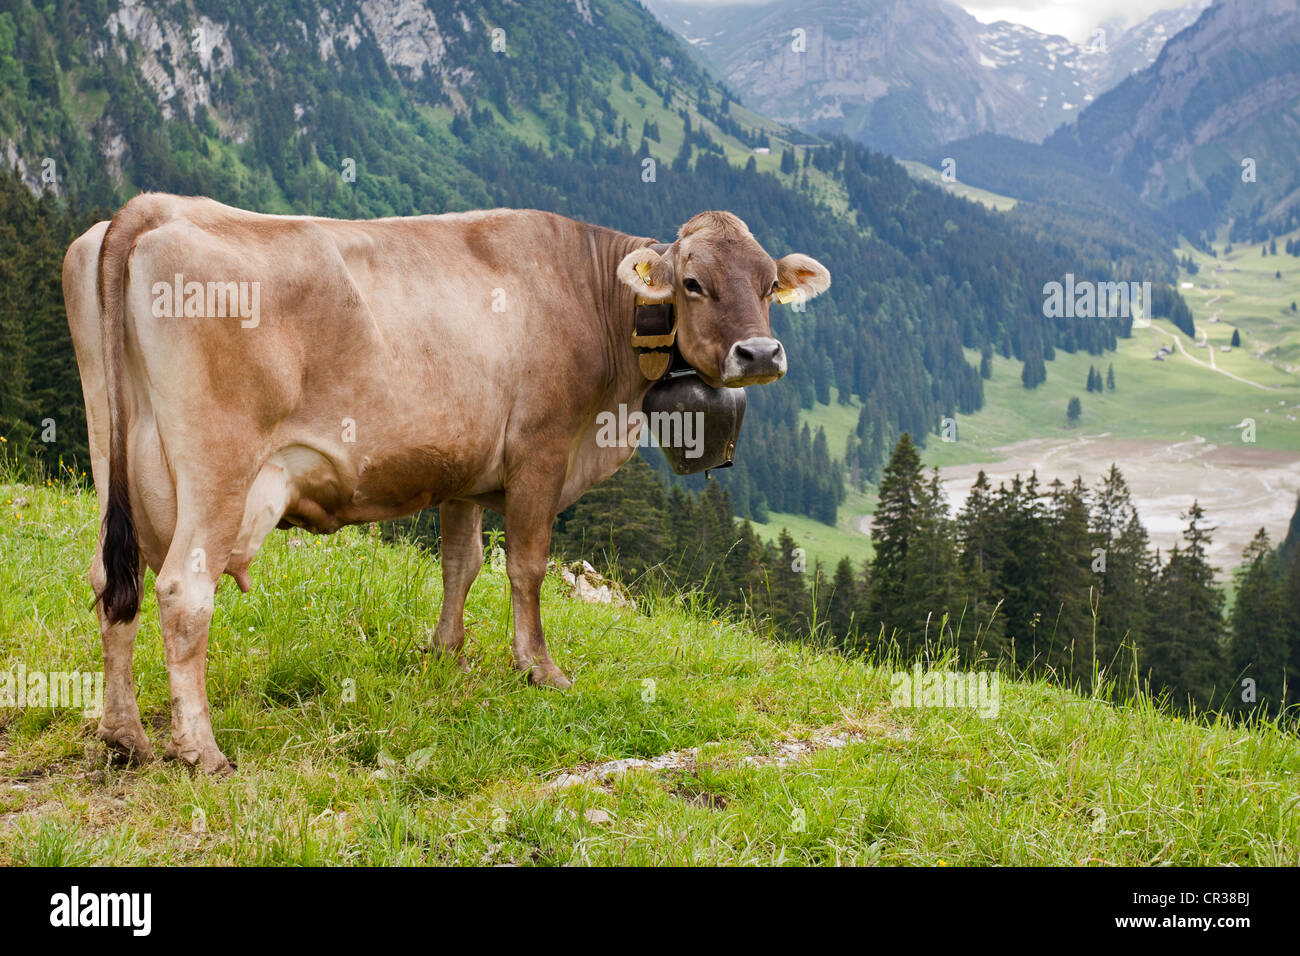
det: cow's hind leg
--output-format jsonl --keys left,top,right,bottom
{"left": 504, "top": 478, "right": 571, "bottom": 689}
{"left": 430, "top": 499, "right": 484, "bottom": 667}
{"left": 154, "top": 506, "right": 240, "bottom": 775}
{"left": 90, "top": 550, "right": 154, "bottom": 763}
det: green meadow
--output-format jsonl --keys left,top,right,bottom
{"left": 898, "top": 160, "right": 1019, "bottom": 212}
{"left": 2, "top": 481, "right": 1298, "bottom": 865}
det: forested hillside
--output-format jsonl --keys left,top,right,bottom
{"left": 543, "top": 432, "right": 1300, "bottom": 722}
{"left": 0, "top": 0, "right": 1187, "bottom": 526}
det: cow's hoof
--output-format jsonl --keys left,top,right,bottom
{"left": 164, "top": 741, "right": 235, "bottom": 776}
{"left": 424, "top": 646, "right": 472, "bottom": 673}
{"left": 96, "top": 721, "right": 156, "bottom": 765}
{"left": 529, "top": 663, "right": 573, "bottom": 690}
{"left": 423, "top": 636, "right": 471, "bottom": 672}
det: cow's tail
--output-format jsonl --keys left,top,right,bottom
{"left": 96, "top": 198, "right": 166, "bottom": 624}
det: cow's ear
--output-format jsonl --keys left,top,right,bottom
{"left": 775, "top": 254, "right": 831, "bottom": 303}
{"left": 618, "top": 247, "right": 675, "bottom": 302}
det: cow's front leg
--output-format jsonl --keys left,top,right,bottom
{"left": 430, "top": 499, "right": 484, "bottom": 667}
{"left": 504, "top": 481, "right": 570, "bottom": 689}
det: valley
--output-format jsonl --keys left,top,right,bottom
{"left": 759, "top": 228, "right": 1300, "bottom": 574}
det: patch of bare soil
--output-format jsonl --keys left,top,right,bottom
{"left": 546, "top": 717, "right": 906, "bottom": 792}
{"left": 938, "top": 434, "right": 1300, "bottom": 574}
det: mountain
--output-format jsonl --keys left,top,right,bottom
{"left": 1045, "top": 0, "right": 1300, "bottom": 242}
{"left": 1080, "top": 5, "right": 1213, "bottom": 95}
{"left": 641, "top": 0, "right": 1208, "bottom": 156}
{"left": 0, "top": 0, "right": 1159, "bottom": 528}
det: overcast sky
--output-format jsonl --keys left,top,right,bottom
{"left": 957, "top": 0, "right": 1199, "bottom": 40}
{"left": 655, "top": 1, "right": 1203, "bottom": 43}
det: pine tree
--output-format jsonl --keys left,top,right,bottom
{"left": 906, "top": 468, "right": 961, "bottom": 657}
{"left": 955, "top": 470, "right": 1007, "bottom": 663}
{"left": 766, "top": 529, "right": 809, "bottom": 638}
{"left": 1040, "top": 477, "right": 1094, "bottom": 680}
{"left": 559, "top": 455, "right": 667, "bottom": 581}
{"left": 994, "top": 473, "right": 1053, "bottom": 674}
{"left": 826, "top": 556, "right": 860, "bottom": 648}
{"left": 1067, "top": 396, "right": 1082, "bottom": 424}
{"left": 1020, "top": 353, "right": 1046, "bottom": 389}
{"left": 1089, "top": 466, "right": 1154, "bottom": 691}
{"left": 664, "top": 485, "right": 701, "bottom": 586}
{"left": 700, "top": 478, "right": 741, "bottom": 595}
{"left": 1106, "top": 364, "right": 1115, "bottom": 391}
{"left": 1144, "top": 502, "right": 1226, "bottom": 709}
{"left": 1227, "top": 529, "right": 1291, "bottom": 716}
{"left": 1231, "top": 328, "right": 1241, "bottom": 347}
{"left": 867, "top": 433, "right": 924, "bottom": 650}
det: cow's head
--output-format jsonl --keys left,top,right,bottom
{"left": 617, "top": 212, "right": 830, "bottom": 387}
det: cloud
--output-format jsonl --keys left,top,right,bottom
{"left": 957, "top": 0, "right": 1197, "bottom": 41}
{"left": 644, "top": 0, "right": 1203, "bottom": 44}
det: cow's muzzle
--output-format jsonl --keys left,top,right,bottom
{"left": 722, "top": 337, "right": 787, "bottom": 386}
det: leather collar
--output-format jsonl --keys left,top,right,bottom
{"left": 631, "top": 241, "right": 682, "bottom": 381}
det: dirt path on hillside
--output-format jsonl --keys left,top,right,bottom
{"left": 936, "top": 435, "right": 1300, "bottom": 573}
{"left": 1149, "top": 321, "right": 1272, "bottom": 389}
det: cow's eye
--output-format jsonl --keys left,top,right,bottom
{"left": 769, "top": 281, "right": 780, "bottom": 295}
{"left": 683, "top": 277, "right": 704, "bottom": 295}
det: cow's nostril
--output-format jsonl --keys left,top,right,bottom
{"left": 724, "top": 337, "right": 787, "bottom": 383}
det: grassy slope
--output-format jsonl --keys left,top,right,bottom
{"left": 898, "top": 160, "right": 1019, "bottom": 212}
{"left": 2, "top": 483, "right": 1297, "bottom": 865}
{"left": 1183, "top": 229, "right": 1300, "bottom": 374}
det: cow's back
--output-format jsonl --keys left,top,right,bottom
{"left": 100, "top": 195, "right": 634, "bottom": 533}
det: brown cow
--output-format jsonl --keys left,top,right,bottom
{"left": 63, "top": 195, "right": 830, "bottom": 773}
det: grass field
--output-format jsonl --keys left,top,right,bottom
{"left": 750, "top": 487, "right": 877, "bottom": 571}
{"left": 1179, "top": 230, "right": 1300, "bottom": 375}
{"left": 898, "top": 160, "right": 1019, "bottom": 212}
{"left": 930, "top": 231, "right": 1300, "bottom": 466}
{"left": 3, "top": 482, "right": 1298, "bottom": 865}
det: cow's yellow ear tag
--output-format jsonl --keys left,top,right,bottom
{"left": 634, "top": 260, "right": 654, "bottom": 287}
{"left": 774, "top": 287, "right": 800, "bottom": 305}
